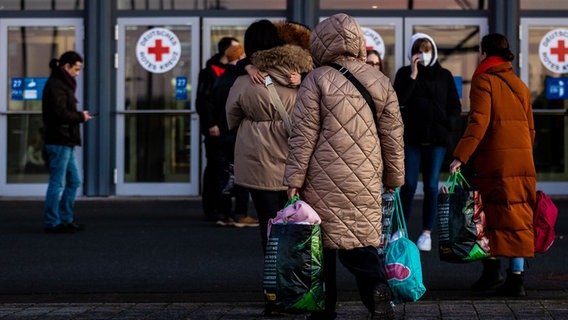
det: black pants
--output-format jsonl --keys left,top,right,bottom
{"left": 317, "top": 246, "right": 389, "bottom": 318}
{"left": 249, "top": 189, "right": 288, "bottom": 253}
{"left": 202, "top": 135, "right": 231, "bottom": 221}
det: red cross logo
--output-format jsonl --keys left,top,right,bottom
{"left": 148, "top": 39, "right": 170, "bottom": 62}
{"left": 550, "top": 39, "right": 568, "bottom": 62}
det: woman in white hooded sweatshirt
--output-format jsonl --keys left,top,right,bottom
{"left": 393, "top": 33, "right": 462, "bottom": 251}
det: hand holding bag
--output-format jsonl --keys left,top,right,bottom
{"left": 437, "top": 171, "right": 490, "bottom": 262}
{"left": 384, "top": 189, "right": 426, "bottom": 305}
{"left": 263, "top": 196, "right": 325, "bottom": 313}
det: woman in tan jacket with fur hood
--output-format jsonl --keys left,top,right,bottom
{"left": 284, "top": 13, "right": 404, "bottom": 320}
{"left": 225, "top": 20, "right": 313, "bottom": 255}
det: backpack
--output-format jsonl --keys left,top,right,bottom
{"left": 533, "top": 190, "right": 558, "bottom": 253}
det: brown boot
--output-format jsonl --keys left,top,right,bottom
{"left": 471, "top": 259, "right": 505, "bottom": 291}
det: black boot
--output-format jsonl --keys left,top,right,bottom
{"left": 471, "top": 259, "right": 505, "bottom": 291}
{"left": 369, "top": 283, "right": 394, "bottom": 320}
{"left": 496, "top": 270, "right": 526, "bottom": 297}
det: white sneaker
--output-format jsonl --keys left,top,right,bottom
{"left": 390, "top": 230, "right": 404, "bottom": 242}
{"left": 416, "top": 233, "right": 432, "bottom": 251}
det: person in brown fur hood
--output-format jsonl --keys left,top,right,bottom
{"left": 225, "top": 19, "right": 313, "bottom": 315}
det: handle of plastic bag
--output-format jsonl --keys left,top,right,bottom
{"left": 444, "top": 171, "right": 471, "bottom": 193}
{"left": 284, "top": 194, "right": 301, "bottom": 208}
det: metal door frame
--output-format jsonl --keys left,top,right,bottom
{"left": 0, "top": 18, "right": 83, "bottom": 197}
{"left": 115, "top": 17, "right": 200, "bottom": 196}
{"left": 520, "top": 18, "right": 568, "bottom": 194}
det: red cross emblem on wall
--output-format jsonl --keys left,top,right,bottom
{"left": 551, "top": 39, "right": 568, "bottom": 62}
{"left": 148, "top": 39, "right": 170, "bottom": 62}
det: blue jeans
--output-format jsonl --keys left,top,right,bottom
{"left": 510, "top": 257, "right": 524, "bottom": 273}
{"left": 44, "top": 145, "right": 81, "bottom": 228}
{"left": 400, "top": 144, "right": 447, "bottom": 232}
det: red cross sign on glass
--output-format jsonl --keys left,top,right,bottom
{"left": 136, "top": 27, "right": 181, "bottom": 73}
{"left": 539, "top": 28, "right": 568, "bottom": 73}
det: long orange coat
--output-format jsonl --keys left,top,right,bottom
{"left": 452, "top": 62, "right": 536, "bottom": 257}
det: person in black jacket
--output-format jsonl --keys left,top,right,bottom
{"left": 196, "top": 36, "right": 239, "bottom": 221}
{"left": 393, "top": 33, "right": 461, "bottom": 251}
{"left": 209, "top": 45, "right": 258, "bottom": 228}
{"left": 42, "top": 51, "right": 92, "bottom": 234}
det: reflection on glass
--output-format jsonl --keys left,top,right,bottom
{"left": 320, "top": 0, "right": 487, "bottom": 10}
{"left": 8, "top": 26, "right": 76, "bottom": 112}
{"left": 528, "top": 26, "right": 567, "bottom": 179}
{"left": 359, "top": 25, "right": 395, "bottom": 79}
{"left": 0, "top": 0, "right": 83, "bottom": 10}
{"left": 209, "top": 25, "right": 248, "bottom": 59}
{"left": 117, "top": 0, "right": 285, "bottom": 10}
{"left": 7, "top": 115, "right": 49, "bottom": 183}
{"left": 124, "top": 114, "right": 191, "bottom": 183}
{"left": 125, "top": 26, "right": 191, "bottom": 111}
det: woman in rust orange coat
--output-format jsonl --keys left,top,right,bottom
{"left": 449, "top": 33, "right": 536, "bottom": 297}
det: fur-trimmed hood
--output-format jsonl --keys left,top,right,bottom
{"left": 250, "top": 44, "right": 313, "bottom": 87}
{"left": 273, "top": 21, "right": 311, "bottom": 50}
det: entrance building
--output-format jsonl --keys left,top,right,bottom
{"left": 0, "top": 0, "right": 566, "bottom": 197}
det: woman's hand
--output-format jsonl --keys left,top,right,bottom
{"left": 410, "top": 53, "right": 421, "bottom": 79}
{"left": 287, "top": 187, "right": 298, "bottom": 200}
{"left": 449, "top": 159, "right": 463, "bottom": 175}
{"left": 288, "top": 72, "right": 301, "bottom": 86}
{"left": 245, "top": 64, "right": 265, "bottom": 85}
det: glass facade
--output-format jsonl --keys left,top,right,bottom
{"left": 121, "top": 24, "right": 193, "bottom": 183}
{"left": 0, "top": 1, "right": 567, "bottom": 196}
{"left": 0, "top": 0, "right": 83, "bottom": 10}
{"left": 6, "top": 25, "right": 77, "bottom": 184}
{"left": 321, "top": 0, "right": 488, "bottom": 10}
{"left": 117, "top": 0, "right": 286, "bottom": 10}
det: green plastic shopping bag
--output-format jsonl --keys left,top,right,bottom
{"left": 437, "top": 171, "right": 490, "bottom": 263}
{"left": 384, "top": 189, "right": 426, "bottom": 305}
{"left": 263, "top": 196, "right": 325, "bottom": 313}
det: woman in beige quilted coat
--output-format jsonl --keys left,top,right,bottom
{"left": 226, "top": 20, "right": 313, "bottom": 254}
{"left": 284, "top": 13, "right": 404, "bottom": 320}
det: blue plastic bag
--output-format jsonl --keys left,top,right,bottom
{"left": 384, "top": 190, "right": 426, "bottom": 305}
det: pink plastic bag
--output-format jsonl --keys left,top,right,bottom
{"left": 267, "top": 196, "right": 321, "bottom": 238}
{"left": 534, "top": 190, "right": 558, "bottom": 253}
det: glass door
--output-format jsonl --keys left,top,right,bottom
{"left": 0, "top": 18, "right": 83, "bottom": 196}
{"left": 116, "top": 18, "right": 200, "bottom": 196}
{"left": 355, "top": 17, "right": 403, "bottom": 80}
{"left": 520, "top": 18, "right": 568, "bottom": 194}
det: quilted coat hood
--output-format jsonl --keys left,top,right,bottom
{"left": 310, "top": 13, "right": 367, "bottom": 66}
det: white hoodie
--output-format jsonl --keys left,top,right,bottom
{"left": 407, "top": 32, "right": 438, "bottom": 66}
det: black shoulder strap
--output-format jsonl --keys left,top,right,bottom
{"left": 325, "top": 62, "right": 379, "bottom": 132}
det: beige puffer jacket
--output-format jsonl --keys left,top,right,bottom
{"left": 226, "top": 44, "right": 313, "bottom": 191}
{"left": 284, "top": 13, "right": 405, "bottom": 249}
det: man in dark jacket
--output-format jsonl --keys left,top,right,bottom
{"left": 42, "top": 51, "right": 92, "bottom": 234}
{"left": 197, "top": 36, "right": 239, "bottom": 221}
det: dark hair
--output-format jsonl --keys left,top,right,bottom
{"left": 49, "top": 51, "right": 83, "bottom": 70}
{"left": 366, "top": 49, "right": 384, "bottom": 72}
{"left": 244, "top": 19, "right": 282, "bottom": 58}
{"left": 218, "top": 37, "right": 238, "bottom": 54}
{"left": 481, "top": 33, "right": 514, "bottom": 61}
{"left": 411, "top": 38, "right": 433, "bottom": 56}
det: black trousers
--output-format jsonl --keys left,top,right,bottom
{"left": 318, "top": 246, "right": 389, "bottom": 318}
{"left": 249, "top": 189, "right": 288, "bottom": 253}
{"left": 202, "top": 135, "right": 231, "bottom": 220}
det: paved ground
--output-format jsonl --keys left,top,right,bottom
{"left": 0, "top": 196, "right": 566, "bottom": 319}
